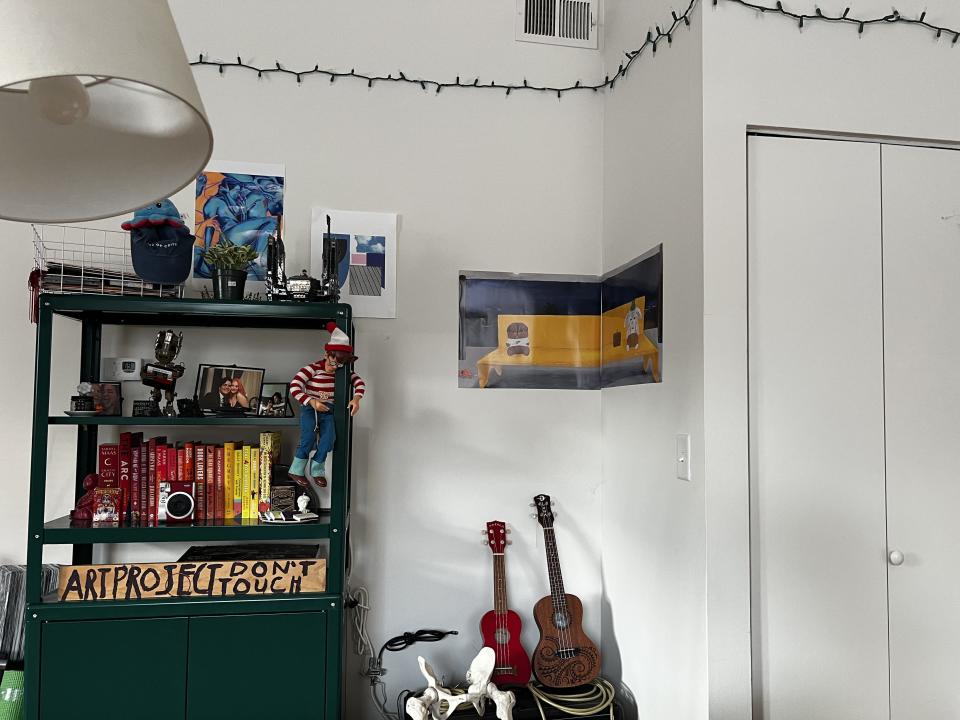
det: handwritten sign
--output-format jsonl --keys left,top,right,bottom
{"left": 57, "top": 559, "right": 326, "bottom": 602}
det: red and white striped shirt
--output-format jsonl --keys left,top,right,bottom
{"left": 289, "top": 361, "right": 366, "bottom": 407}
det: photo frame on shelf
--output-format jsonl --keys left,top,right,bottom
{"left": 194, "top": 364, "right": 265, "bottom": 414}
{"left": 90, "top": 382, "right": 122, "bottom": 416}
{"left": 254, "top": 381, "right": 294, "bottom": 418}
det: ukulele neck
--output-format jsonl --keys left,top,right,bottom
{"left": 543, "top": 527, "right": 568, "bottom": 612}
{"left": 492, "top": 553, "right": 508, "bottom": 615}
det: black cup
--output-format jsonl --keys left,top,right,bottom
{"left": 70, "top": 396, "right": 95, "bottom": 412}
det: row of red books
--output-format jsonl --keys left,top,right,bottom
{"left": 98, "top": 432, "right": 282, "bottom": 526}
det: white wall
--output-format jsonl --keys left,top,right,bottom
{"left": 701, "top": 1, "right": 960, "bottom": 716}
{"left": 0, "top": 2, "right": 604, "bottom": 717}
{"left": 600, "top": 2, "right": 706, "bottom": 719}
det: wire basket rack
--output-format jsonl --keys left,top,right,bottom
{"left": 32, "top": 223, "right": 185, "bottom": 298}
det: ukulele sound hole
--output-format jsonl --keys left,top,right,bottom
{"left": 494, "top": 628, "right": 511, "bottom": 644}
{"left": 552, "top": 611, "right": 570, "bottom": 629}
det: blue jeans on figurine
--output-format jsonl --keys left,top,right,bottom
{"left": 290, "top": 406, "right": 335, "bottom": 487}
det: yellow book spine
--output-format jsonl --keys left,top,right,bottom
{"left": 223, "top": 442, "right": 235, "bottom": 520}
{"left": 260, "top": 431, "right": 282, "bottom": 461}
{"left": 241, "top": 445, "right": 251, "bottom": 519}
{"left": 258, "top": 432, "right": 277, "bottom": 512}
{"left": 260, "top": 446, "right": 272, "bottom": 513}
{"left": 233, "top": 448, "right": 243, "bottom": 518}
{"left": 250, "top": 448, "right": 260, "bottom": 519}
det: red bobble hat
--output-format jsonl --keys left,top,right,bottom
{"left": 324, "top": 322, "right": 354, "bottom": 354}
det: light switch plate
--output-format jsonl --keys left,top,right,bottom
{"left": 676, "top": 433, "right": 691, "bottom": 481}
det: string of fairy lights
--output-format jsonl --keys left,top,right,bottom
{"left": 189, "top": 1, "right": 960, "bottom": 98}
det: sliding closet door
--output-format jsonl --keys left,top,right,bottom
{"left": 882, "top": 144, "right": 960, "bottom": 720}
{"left": 748, "top": 136, "right": 889, "bottom": 720}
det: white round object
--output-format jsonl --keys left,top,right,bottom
{"left": 0, "top": 0, "right": 213, "bottom": 222}
{"left": 29, "top": 75, "right": 90, "bottom": 125}
{"left": 888, "top": 549, "right": 905, "bottom": 566}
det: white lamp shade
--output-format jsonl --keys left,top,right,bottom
{"left": 0, "top": 0, "right": 213, "bottom": 223}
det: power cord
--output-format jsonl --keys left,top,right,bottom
{"left": 527, "top": 679, "right": 617, "bottom": 720}
{"left": 377, "top": 629, "right": 459, "bottom": 668}
{"left": 347, "top": 585, "right": 458, "bottom": 720}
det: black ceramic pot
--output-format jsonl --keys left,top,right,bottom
{"left": 212, "top": 268, "right": 247, "bottom": 300}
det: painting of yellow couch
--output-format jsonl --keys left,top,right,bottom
{"left": 476, "top": 314, "right": 601, "bottom": 389}
{"left": 601, "top": 296, "right": 660, "bottom": 382}
{"left": 459, "top": 248, "right": 661, "bottom": 390}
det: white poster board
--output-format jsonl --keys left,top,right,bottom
{"left": 311, "top": 208, "right": 398, "bottom": 318}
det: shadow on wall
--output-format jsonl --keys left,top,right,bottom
{"left": 600, "top": 591, "right": 638, "bottom": 720}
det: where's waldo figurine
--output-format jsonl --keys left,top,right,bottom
{"left": 288, "top": 322, "right": 366, "bottom": 487}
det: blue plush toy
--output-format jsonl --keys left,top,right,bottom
{"left": 122, "top": 199, "right": 194, "bottom": 284}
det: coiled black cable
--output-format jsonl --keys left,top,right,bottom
{"left": 377, "top": 628, "right": 458, "bottom": 667}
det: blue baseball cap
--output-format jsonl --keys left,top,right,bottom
{"left": 123, "top": 200, "right": 193, "bottom": 285}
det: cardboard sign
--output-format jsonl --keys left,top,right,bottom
{"left": 57, "top": 559, "right": 326, "bottom": 602}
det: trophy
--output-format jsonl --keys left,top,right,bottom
{"left": 139, "top": 330, "right": 185, "bottom": 416}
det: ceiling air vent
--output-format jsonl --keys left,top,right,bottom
{"left": 516, "top": 0, "right": 599, "bottom": 49}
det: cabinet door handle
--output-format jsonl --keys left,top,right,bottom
{"left": 888, "top": 549, "right": 905, "bottom": 566}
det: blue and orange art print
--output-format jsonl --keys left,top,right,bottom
{"left": 193, "top": 164, "right": 285, "bottom": 280}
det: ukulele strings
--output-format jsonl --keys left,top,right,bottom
{"left": 494, "top": 552, "right": 502, "bottom": 671}
{"left": 494, "top": 551, "right": 506, "bottom": 672}
{"left": 545, "top": 524, "right": 572, "bottom": 654}
{"left": 498, "top": 552, "right": 509, "bottom": 671}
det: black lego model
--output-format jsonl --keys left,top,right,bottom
{"left": 266, "top": 214, "right": 343, "bottom": 302}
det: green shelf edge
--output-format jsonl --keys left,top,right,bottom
{"left": 49, "top": 416, "right": 299, "bottom": 427}
{"left": 41, "top": 514, "right": 333, "bottom": 544}
{"left": 27, "top": 592, "right": 341, "bottom": 621}
{"left": 39, "top": 294, "right": 352, "bottom": 329}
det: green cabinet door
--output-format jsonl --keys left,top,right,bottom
{"left": 40, "top": 617, "right": 189, "bottom": 720}
{"left": 186, "top": 611, "right": 328, "bottom": 720}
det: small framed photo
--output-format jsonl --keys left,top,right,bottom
{"left": 90, "top": 382, "right": 122, "bottom": 416}
{"left": 254, "top": 382, "right": 294, "bottom": 417}
{"left": 195, "top": 365, "right": 265, "bottom": 414}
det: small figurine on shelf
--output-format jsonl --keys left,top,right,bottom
{"left": 288, "top": 322, "right": 365, "bottom": 488}
{"left": 293, "top": 494, "right": 319, "bottom": 522}
{"left": 69, "top": 473, "right": 100, "bottom": 525}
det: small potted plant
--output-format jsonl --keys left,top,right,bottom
{"left": 201, "top": 243, "right": 259, "bottom": 300}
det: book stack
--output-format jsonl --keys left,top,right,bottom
{"left": 97, "top": 431, "right": 284, "bottom": 526}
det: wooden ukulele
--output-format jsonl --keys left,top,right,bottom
{"left": 531, "top": 494, "right": 600, "bottom": 688}
{"left": 480, "top": 520, "right": 532, "bottom": 686}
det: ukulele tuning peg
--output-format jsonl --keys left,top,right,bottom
{"left": 506, "top": 539, "right": 512, "bottom": 545}
{"left": 505, "top": 528, "right": 512, "bottom": 534}
{"left": 529, "top": 502, "right": 535, "bottom": 507}
{"left": 482, "top": 539, "right": 488, "bottom": 545}
{"left": 529, "top": 513, "right": 537, "bottom": 519}
{"left": 550, "top": 500, "right": 556, "bottom": 507}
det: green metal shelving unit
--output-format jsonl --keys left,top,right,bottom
{"left": 24, "top": 295, "right": 354, "bottom": 720}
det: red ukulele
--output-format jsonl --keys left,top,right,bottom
{"left": 480, "top": 520, "right": 532, "bottom": 686}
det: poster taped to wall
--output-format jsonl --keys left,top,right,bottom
{"left": 459, "top": 245, "right": 661, "bottom": 390}
{"left": 458, "top": 272, "right": 602, "bottom": 390}
{"left": 599, "top": 244, "right": 662, "bottom": 387}
{"left": 194, "top": 161, "right": 285, "bottom": 281}
{"left": 310, "top": 208, "right": 398, "bottom": 318}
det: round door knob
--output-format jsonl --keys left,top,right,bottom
{"left": 888, "top": 550, "right": 905, "bottom": 566}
